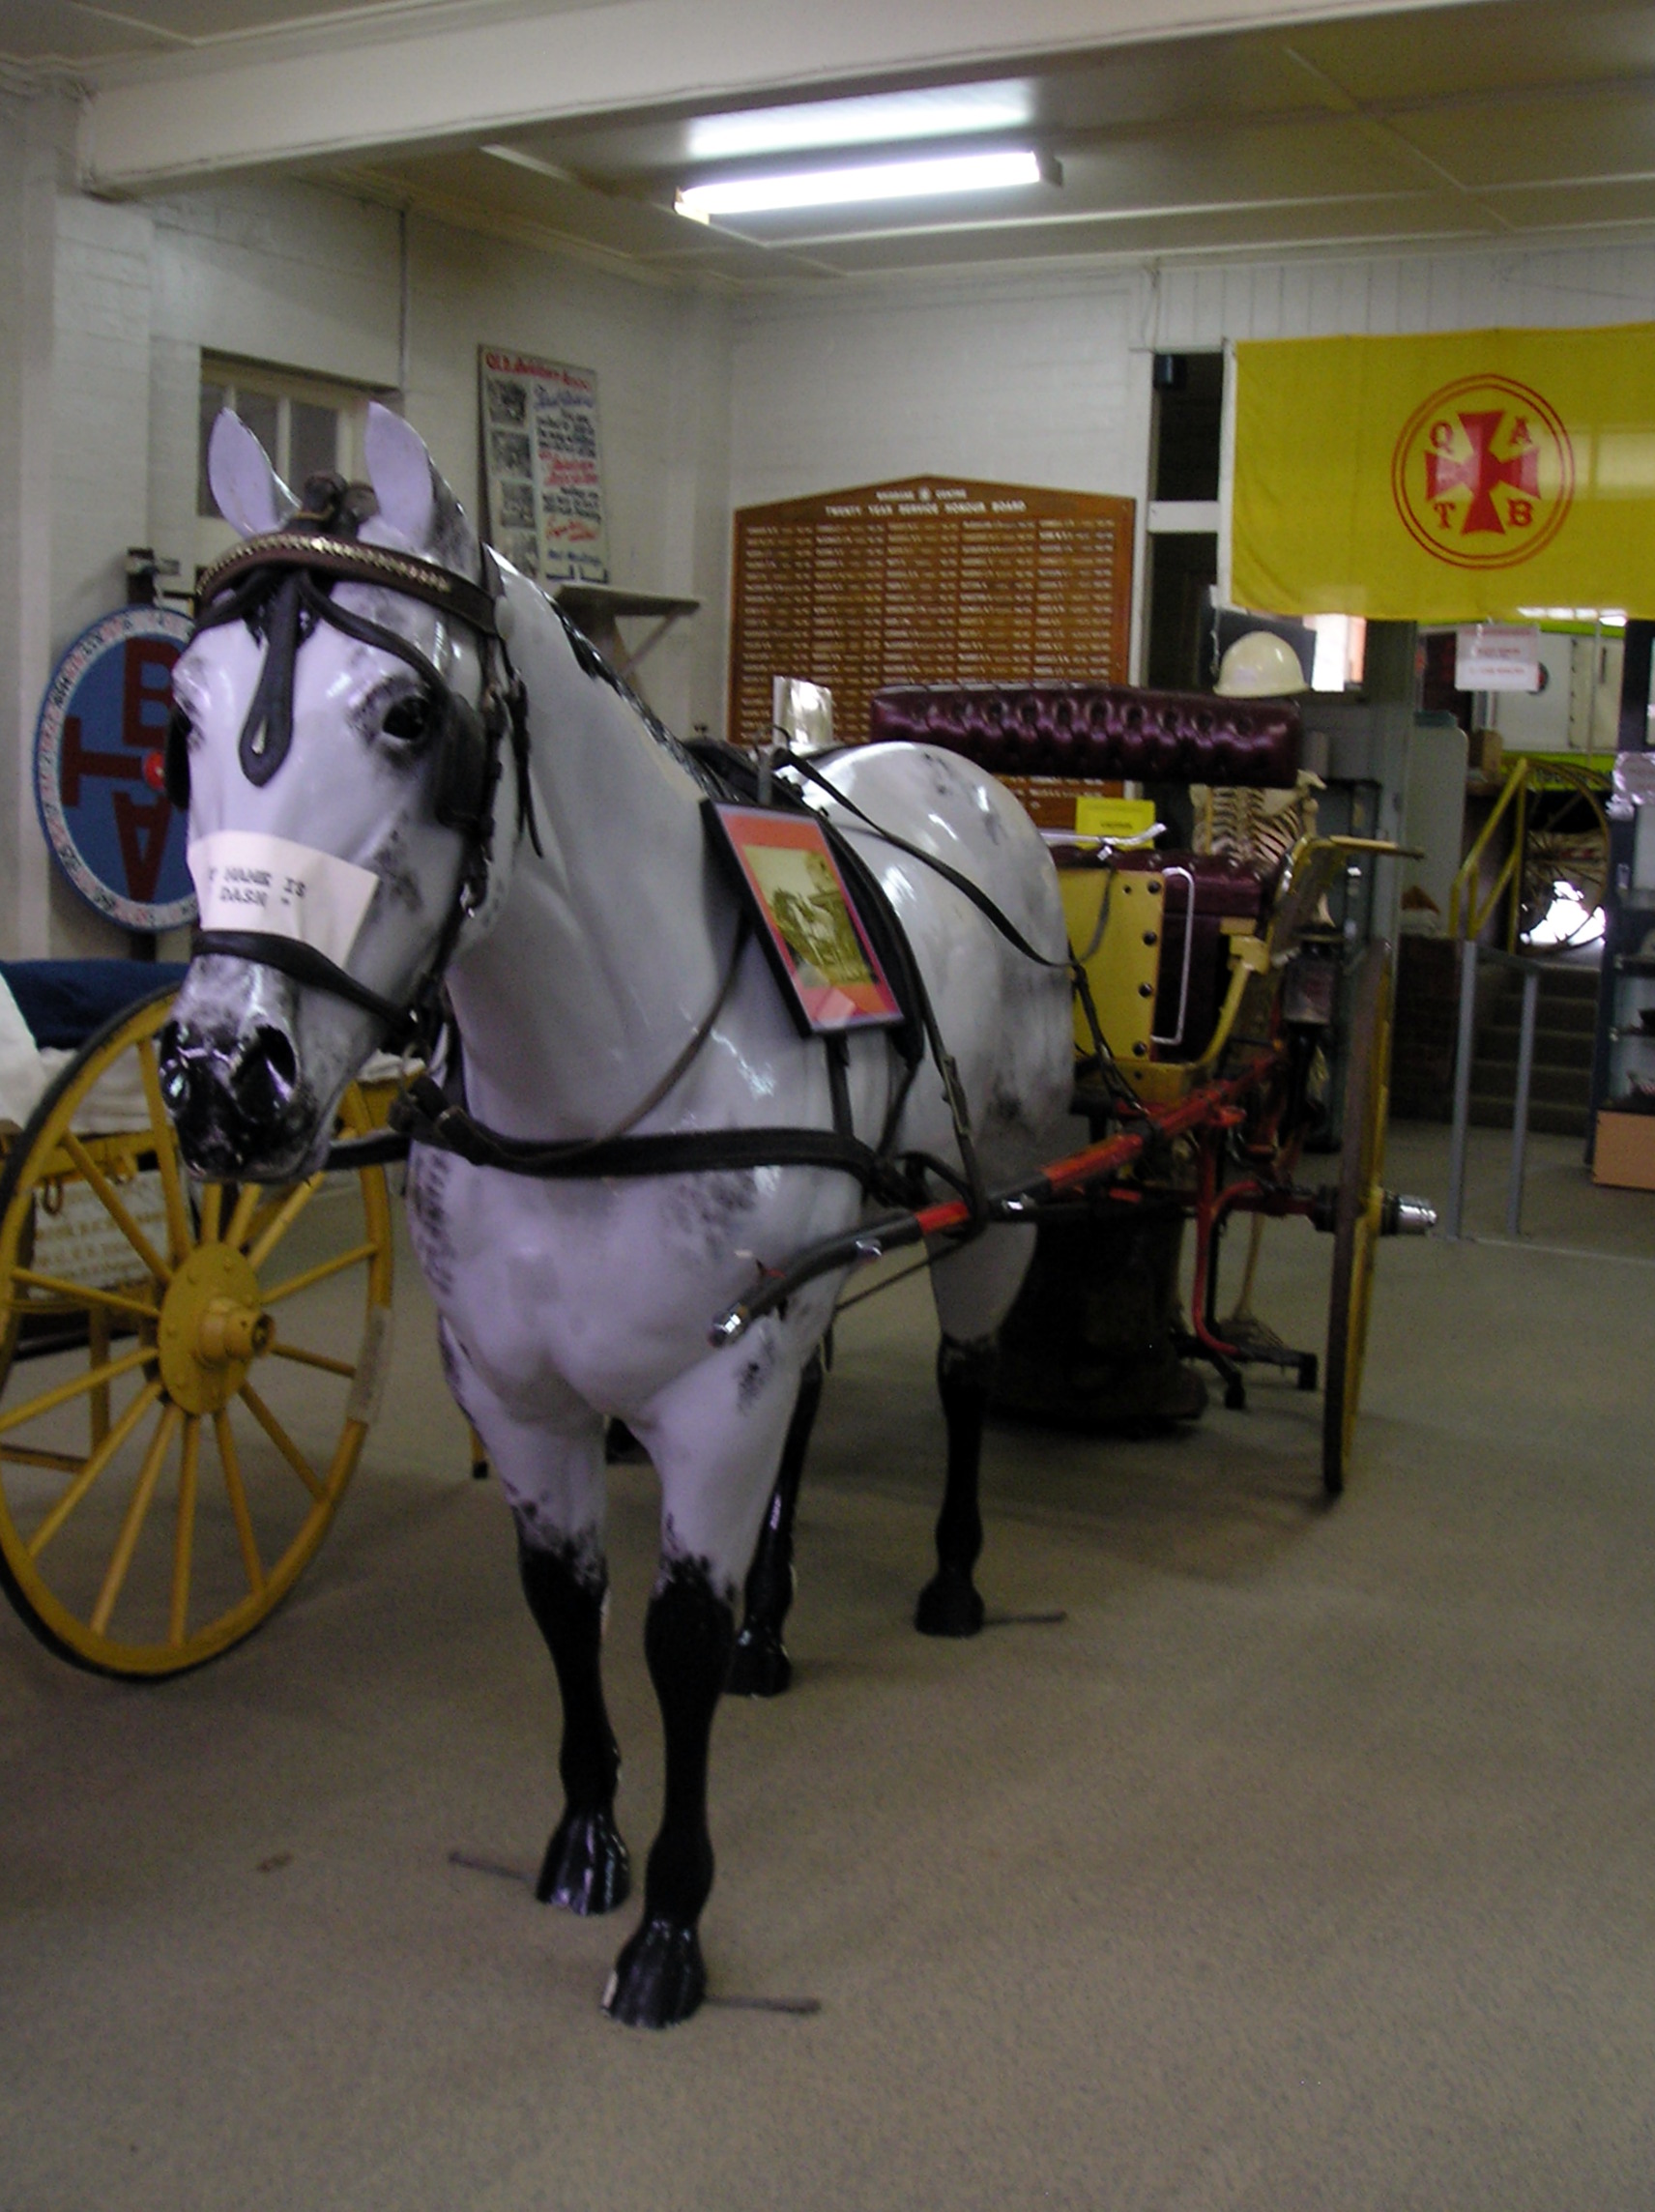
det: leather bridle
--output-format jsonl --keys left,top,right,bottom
{"left": 170, "top": 481, "right": 535, "bottom": 1048}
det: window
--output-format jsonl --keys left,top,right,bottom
{"left": 196, "top": 359, "right": 373, "bottom": 574}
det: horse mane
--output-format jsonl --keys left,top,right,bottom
{"left": 294, "top": 469, "right": 715, "bottom": 798}
{"left": 544, "top": 599, "right": 723, "bottom": 799}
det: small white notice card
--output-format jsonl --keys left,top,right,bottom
{"left": 1454, "top": 624, "right": 1542, "bottom": 693}
{"left": 189, "top": 831, "right": 378, "bottom": 967}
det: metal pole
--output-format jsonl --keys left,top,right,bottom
{"left": 1445, "top": 936, "right": 1477, "bottom": 1239}
{"left": 1505, "top": 964, "right": 1540, "bottom": 1238}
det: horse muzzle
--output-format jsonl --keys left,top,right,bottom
{"left": 158, "top": 1015, "right": 317, "bottom": 1180}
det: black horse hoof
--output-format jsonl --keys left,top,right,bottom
{"left": 915, "top": 1571, "right": 985, "bottom": 1639}
{"left": 602, "top": 1914, "right": 707, "bottom": 2028}
{"left": 728, "top": 1624, "right": 793, "bottom": 1698}
{"left": 535, "top": 1805, "right": 631, "bottom": 1915}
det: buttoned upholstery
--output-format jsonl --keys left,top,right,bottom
{"left": 868, "top": 683, "right": 1301, "bottom": 787}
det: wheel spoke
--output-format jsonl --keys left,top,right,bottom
{"left": 29, "top": 1379, "right": 164, "bottom": 1558}
{"left": 261, "top": 1241, "right": 379, "bottom": 1308}
{"left": 90, "top": 1401, "right": 181, "bottom": 1635}
{"left": 225, "top": 1183, "right": 263, "bottom": 1251}
{"left": 269, "top": 1340, "right": 356, "bottom": 1380}
{"left": 8, "top": 1268, "right": 160, "bottom": 1323}
{"left": 169, "top": 1417, "right": 201, "bottom": 1647}
{"left": 137, "top": 1040, "right": 193, "bottom": 1263}
{"left": 89, "top": 1308, "right": 111, "bottom": 1446}
{"left": 245, "top": 1175, "right": 325, "bottom": 1272}
{"left": 0, "top": 1345, "right": 152, "bottom": 1438}
{"left": 0, "top": 1444, "right": 82, "bottom": 1473}
{"left": 214, "top": 1411, "right": 264, "bottom": 1595}
{"left": 59, "top": 1132, "right": 171, "bottom": 1286}
{"left": 198, "top": 1182, "right": 223, "bottom": 1246}
{"left": 239, "top": 1382, "right": 324, "bottom": 1500}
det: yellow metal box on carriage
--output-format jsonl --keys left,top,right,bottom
{"left": 1059, "top": 863, "right": 1160, "bottom": 1068}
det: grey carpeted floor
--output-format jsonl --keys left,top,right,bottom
{"left": 3, "top": 1123, "right": 1653, "bottom": 2211}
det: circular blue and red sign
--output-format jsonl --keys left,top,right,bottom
{"left": 34, "top": 605, "right": 197, "bottom": 932}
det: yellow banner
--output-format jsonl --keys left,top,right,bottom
{"left": 1232, "top": 325, "right": 1655, "bottom": 622}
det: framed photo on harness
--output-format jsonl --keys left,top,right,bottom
{"left": 707, "top": 802, "right": 905, "bottom": 1036}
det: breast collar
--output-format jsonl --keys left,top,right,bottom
{"left": 182, "top": 481, "right": 536, "bottom": 1049}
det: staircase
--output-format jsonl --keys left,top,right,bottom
{"left": 1470, "top": 956, "right": 1600, "bottom": 1137}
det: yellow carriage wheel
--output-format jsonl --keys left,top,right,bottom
{"left": 1321, "top": 944, "right": 1393, "bottom": 1499}
{"left": 0, "top": 988, "right": 393, "bottom": 1677}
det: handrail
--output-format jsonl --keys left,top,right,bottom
{"left": 1449, "top": 756, "right": 1529, "bottom": 946}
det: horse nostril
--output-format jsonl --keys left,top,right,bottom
{"left": 230, "top": 1026, "right": 299, "bottom": 1125}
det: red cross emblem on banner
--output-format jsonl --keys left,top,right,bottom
{"left": 1391, "top": 375, "right": 1574, "bottom": 569}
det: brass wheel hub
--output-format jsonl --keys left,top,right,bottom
{"left": 158, "top": 1242, "right": 273, "bottom": 1414}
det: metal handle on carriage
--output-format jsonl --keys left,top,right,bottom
{"left": 1151, "top": 864, "right": 1198, "bottom": 1052}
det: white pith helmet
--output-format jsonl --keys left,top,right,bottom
{"left": 1214, "top": 629, "right": 1308, "bottom": 698}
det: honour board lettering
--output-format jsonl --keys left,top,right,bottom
{"left": 729, "top": 479, "right": 1134, "bottom": 745}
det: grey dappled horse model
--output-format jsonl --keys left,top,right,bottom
{"left": 160, "top": 403, "right": 1072, "bottom": 2025}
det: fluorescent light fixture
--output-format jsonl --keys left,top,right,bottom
{"left": 1518, "top": 605, "right": 1627, "bottom": 628}
{"left": 687, "top": 82, "right": 1032, "bottom": 162}
{"left": 677, "top": 149, "right": 1046, "bottom": 222}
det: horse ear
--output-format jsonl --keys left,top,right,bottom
{"left": 208, "top": 410, "right": 292, "bottom": 537}
{"left": 364, "top": 402, "right": 437, "bottom": 548}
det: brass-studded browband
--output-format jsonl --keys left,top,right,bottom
{"left": 195, "top": 532, "right": 503, "bottom": 637}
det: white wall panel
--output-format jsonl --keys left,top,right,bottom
{"left": 730, "top": 273, "right": 1142, "bottom": 510}
{"left": 0, "top": 93, "right": 65, "bottom": 957}
{"left": 151, "top": 180, "right": 402, "bottom": 392}
{"left": 44, "top": 189, "right": 155, "bottom": 954}
{"left": 406, "top": 215, "right": 734, "bottom": 737}
{"left": 1148, "top": 242, "right": 1655, "bottom": 349}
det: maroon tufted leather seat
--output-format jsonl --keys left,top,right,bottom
{"left": 867, "top": 683, "right": 1301, "bottom": 787}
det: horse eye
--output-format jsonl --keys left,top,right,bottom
{"left": 382, "top": 693, "right": 433, "bottom": 746}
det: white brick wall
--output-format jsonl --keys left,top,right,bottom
{"left": 730, "top": 269, "right": 1143, "bottom": 511}
{"left": 406, "top": 211, "right": 735, "bottom": 737}
{"left": 0, "top": 92, "right": 72, "bottom": 956}
{"left": 9, "top": 147, "right": 1655, "bottom": 957}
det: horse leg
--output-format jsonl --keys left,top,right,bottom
{"left": 442, "top": 1328, "right": 629, "bottom": 1914}
{"left": 604, "top": 1321, "right": 812, "bottom": 2027}
{"left": 518, "top": 1536, "right": 630, "bottom": 1913}
{"left": 915, "top": 1225, "right": 1036, "bottom": 1638}
{"left": 729, "top": 1345, "right": 826, "bottom": 1698}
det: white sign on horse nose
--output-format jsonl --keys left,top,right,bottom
{"left": 189, "top": 830, "right": 379, "bottom": 966}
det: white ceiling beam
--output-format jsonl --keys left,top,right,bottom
{"left": 77, "top": 0, "right": 1494, "bottom": 193}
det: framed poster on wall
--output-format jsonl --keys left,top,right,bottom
{"left": 478, "top": 347, "right": 609, "bottom": 585}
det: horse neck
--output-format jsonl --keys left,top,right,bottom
{"left": 446, "top": 606, "right": 724, "bottom": 1139}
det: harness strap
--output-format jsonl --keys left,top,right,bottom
{"left": 191, "top": 929, "right": 407, "bottom": 1031}
{"left": 197, "top": 530, "right": 502, "bottom": 637}
{"left": 784, "top": 753, "right": 1071, "bottom": 972}
{"left": 388, "top": 1072, "right": 921, "bottom": 1201}
{"left": 790, "top": 750, "right": 1145, "bottom": 1118}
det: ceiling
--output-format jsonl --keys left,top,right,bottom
{"left": 16, "top": 0, "right": 1655, "bottom": 286}
{"left": 0, "top": 0, "right": 622, "bottom": 68}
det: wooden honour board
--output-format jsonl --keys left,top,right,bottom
{"left": 729, "top": 476, "right": 1135, "bottom": 746}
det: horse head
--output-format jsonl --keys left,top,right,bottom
{"left": 160, "top": 402, "right": 516, "bottom": 1179}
